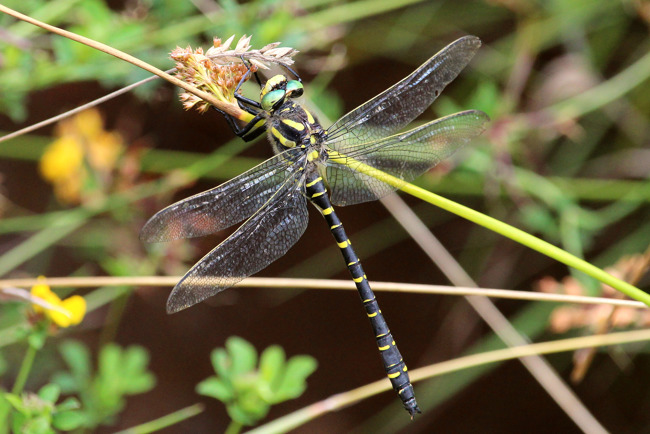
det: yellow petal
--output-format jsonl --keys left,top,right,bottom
{"left": 88, "top": 131, "right": 123, "bottom": 171}
{"left": 74, "top": 109, "right": 104, "bottom": 140}
{"left": 49, "top": 295, "right": 86, "bottom": 328}
{"left": 40, "top": 136, "right": 84, "bottom": 182}
{"left": 30, "top": 283, "right": 61, "bottom": 314}
{"left": 61, "top": 295, "right": 86, "bottom": 325}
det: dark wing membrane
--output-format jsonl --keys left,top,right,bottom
{"left": 325, "top": 110, "right": 489, "bottom": 206}
{"left": 140, "top": 148, "right": 301, "bottom": 242}
{"left": 325, "top": 36, "right": 481, "bottom": 148}
{"left": 166, "top": 170, "right": 309, "bottom": 313}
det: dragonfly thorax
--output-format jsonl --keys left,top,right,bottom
{"left": 266, "top": 99, "right": 325, "bottom": 155}
{"left": 259, "top": 74, "right": 324, "bottom": 154}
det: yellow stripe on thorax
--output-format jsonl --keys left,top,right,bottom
{"left": 281, "top": 119, "right": 304, "bottom": 131}
{"left": 304, "top": 109, "right": 315, "bottom": 124}
{"left": 271, "top": 127, "right": 295, "bottom": 148}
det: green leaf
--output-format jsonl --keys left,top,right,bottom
{"left": 203, "top": 338, "right": 316, "bottom": 424}
{"left": 50, "top": 373, "right": 77, "bottom": 394}
{"left": 98, "top": 343, "right": 121, "bottom": 382}
{"left": 59, "top": 341, "right": 92, "bottom": 383}
{"left": 210, "top": 348, "right": 231, "bottom": 379}
{"left": 22, "top": 415, "right": 53, "bottom": 434}
{"left": 286, "top": 356, "right": 318, "bottom": 381}
{"left": 226, "top": 337, "right": 257, "bottom": 376}
{"left": 4, "top": 393, "right": 25, "bottom": 413}
{"left": 274, "top": 356, "right": 317, "bottom": 401}
{"left": 37, "top": 384, "right": 60, "bottom": 403}
{"left": 54, "top": 397, "right": 80, "bottom": 412}
{"left": 196, "top": 377, "right": 234, "bottom": 402}
{"left": 52, "top": 410, "right": 86, "bottom": 431}
{"left": 118, "top": 346, "right": 155, "bottom": 394}
{"left": 259, "top": 345, "right": 285, "bottom": 387}
{"left": 226, "top": 402, "right": 259, "bottom": 427}
{"left": 52, "top": 343, "right": 155, "bottom": 428}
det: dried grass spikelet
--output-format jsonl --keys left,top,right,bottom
{"left": 538, "top": 253, "right": 650, "bottom": 334}
{"left": 206, "top": 34, "right": 299, "bottom": 70}
{"left": 538, "top": 251, "right": 650, "bottom": 382}
{"left": 170, "top": 35, "right": 298, "bottom": 114}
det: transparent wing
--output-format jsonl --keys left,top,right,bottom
{"left": 166, "top": 169, "right": 309, "bottom": 313}
{"left": 140, "top": 148, "right": 301, "bottom": 242}
{"left": 325, "top": 36, "right": 481, "bottom": 149}
{"left": 325, "top": 110, "right": 489, "bottom": 206}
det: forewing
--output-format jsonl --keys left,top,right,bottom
{"left": 326, "top": 110, "right": 489, "bottom": 206}
{"left": 140, "top": 149, "right": 300, "bottom": 242}
{"left": 166, "top": 170, "right": 309, "bottom": 313}
{"left": 325, "top": 36, "right": 481, "bottom": 149}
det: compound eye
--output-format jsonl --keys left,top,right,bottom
{"left": 286, "top": 80, "right": 304, "bottom": 98}
{"left": 261, "top": 89, "right": 286, "bottom": 112}
{"left": 261, "top": 75, "right": 288, "bottom": 97}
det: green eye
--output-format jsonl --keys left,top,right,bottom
{"left": 261, "top": 89, "right": 286, "bottom": 111}
{"left": 286, "top": 80, "right": 304, "bottom": 97}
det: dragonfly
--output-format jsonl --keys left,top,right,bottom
{"left": 141, "top": 35, "right": 489, "bottom": 416}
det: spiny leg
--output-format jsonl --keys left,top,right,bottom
{"left": 305, "top": 173, "right": 421, "bottom": 416}
{"left": 214, "top": 57, "right": 304, "bottom": 141}
{"left": 211, "top": 57, "right": 266, "bottom": 141}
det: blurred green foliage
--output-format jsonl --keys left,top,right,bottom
{"left": 197, "top": 337, "right": 317, "bottom": 428}
{"left": 0, "top": 0, "right": 649, "bottom": 432}
{"left": 2, "top": 383, "right": 83, "bottom": 433}
{"left": 51, "top": 341, "right": 155, "bottom": 429}
{"left": 0, "top": 313, "right": 154, "bottom": 433}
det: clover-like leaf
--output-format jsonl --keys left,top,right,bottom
{"left": 52, "top": 410, "right": 86, "bottom": 431}
{"left": 55, "top": 397, "right": 80, "bottom": 412}
{"left": 58, "top": 341, "right": 92, "bottom": 387}
{"left": 196, "top": 377, "right": 234, "bottom": 402}
{"left": 37, "top": 384, "right": 60, "bottom": 404}
{"left": 226, "top": 337, "right": 257, "bottom": 376}
{"left": 226, "top": 402, "right": 258, "bottom": 426}
{"left": 200, "top": 337, "right": 316, "bottom": 426}
{"left": 210, "top": 348, "right": 232, "bottom": 380}
{"left": 259, "top": 345, "right": 284, "bottom": 387}
{"left": 115, "top": 346, "right": 155, "bottom": 394}
{"left": 273, "top": 356, "right": 318, "bottom": 402}
{"left": 3, "top": 393, "right": 25, "bottom": 413}
{"left": 52, "top": 341, "right": 155, "bottom": 429}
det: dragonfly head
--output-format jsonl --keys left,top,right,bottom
{"left": 260, "top": 75, "right": 304, "bottom": 112}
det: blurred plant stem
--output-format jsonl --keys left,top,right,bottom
{"left": 11, "top": 343, "right": 37, "bottom": 395}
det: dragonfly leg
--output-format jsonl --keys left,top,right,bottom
{"left": 233, "top": 56, "right": 263, "bottom": 109}
{"left": 211, "top": 105, "right": 267, "bottom": 142}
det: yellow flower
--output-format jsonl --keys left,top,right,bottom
{"left": 30, "top": 280, "right": 86, "bottom": 328}
{"left": 49, "top": 295, "right": 86, "bottom": 327}
{"left": 87, "top": 130, "right": 123, "bottom": 171}
{"left": 40, "top": 136, "right": 84, "bottom": 182}
{"left": 39, "top": 108, "right": 124, "bottom": 204}
{"left": 30, "top": 282, "right": 60, "bottom": 315}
